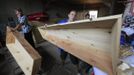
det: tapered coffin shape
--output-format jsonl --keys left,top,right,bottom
{"left": 38, "top": 15, "right": 122, "bottom": 75}
{"left": 6, "top": 27, "right": 41, "bottom": 75}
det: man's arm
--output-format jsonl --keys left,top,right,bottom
{"left": 11, "top": 16, "right": 26, "bottom": 31}
{"left": 10, "top": 24, "right": 22, "bottom": 31}
{"left": 14, "top": 24, "right": 22, "bottom": 30}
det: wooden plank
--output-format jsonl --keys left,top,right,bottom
{"left": 38, "top": 14, "right": 122, "bottom": 75}
{"left": 43, "top": 15, "right": 119, "bottom": 29}
{"left": 111, "top": 16, "right": 122, "bottom": 75}
{"left": 6, "top": 27, "right": 41, "bottom": 75}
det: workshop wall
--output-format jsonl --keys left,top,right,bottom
{"left": 0, "top": 0, "right": 43, "bottom": 23}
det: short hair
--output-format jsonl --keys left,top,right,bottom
{"left": 15, "top": 8, "right": 23, "bottom": 13}
{"left": 69, "top": 10, "right": 76, "bottom": 13}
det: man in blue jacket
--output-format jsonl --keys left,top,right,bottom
{"left": 58, "top": 10, "right": 81, "bottom": 75}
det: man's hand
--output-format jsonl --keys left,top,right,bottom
{"left": 10, "top": 28, "right": 16, "bottom": 32}
{"left": 44, "top": 24, "right": 47, "bottom": 29}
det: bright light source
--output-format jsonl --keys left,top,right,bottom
{"left": 89, "top": 10, "right": 98, "bottom": 19}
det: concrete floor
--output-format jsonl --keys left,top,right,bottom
{"left": 36, "top": 42, "right": 79, "bottom": 75}
{"left": 0, "top": 41, "right": 80, "bottom": 75}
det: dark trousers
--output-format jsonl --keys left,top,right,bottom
{"left": 24, "top": 31, "right": 35, "bottom": 48}
{"left": 130, "top": 34, "right": 134, "bottom": 48}
{"left": 60, "top": 48, "right": 79, "bottom": 65}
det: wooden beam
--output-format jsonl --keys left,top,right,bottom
{"left": 37, "top": 14, "right": 122, "bottom": 75}
{"left": 6, "top": 27, "right": 41, "bottom": 75}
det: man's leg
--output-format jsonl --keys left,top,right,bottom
{"left": 24, "top": 31, "right": 35, "bottom": 48}
{"left": 60, "top": 48, "right": 68, "bottom": 65}
{"left": 70, "top": 54, "right": 81, "bottom": 75}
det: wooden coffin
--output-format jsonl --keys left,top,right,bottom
{"left": 6, "top": 27, "right": 41, "bottom": 75}
{"left": 38, "top": 14, "right": 122, "bottom": 75}
{"left": 29, "top": 21, "right": 45, "bottom": 44}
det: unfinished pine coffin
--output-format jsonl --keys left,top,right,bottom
{"left": 29, "top": 21, "right": 45, "bottom": 44}
{"left": 6, "top": 27, "right": 41, "bottom": 75}
{"left": 38, "top": 15, "right": 122, "bottom": 75}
